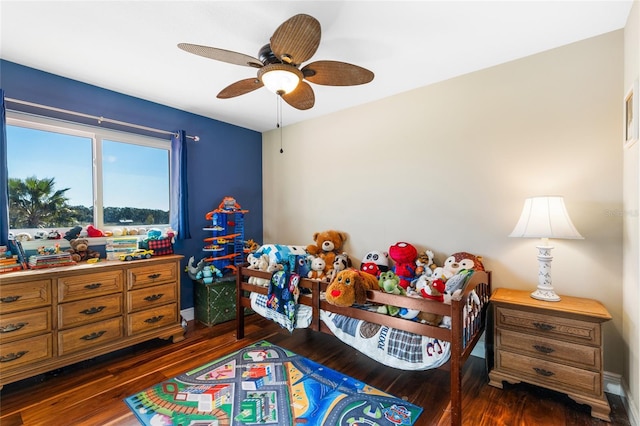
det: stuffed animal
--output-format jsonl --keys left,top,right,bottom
{"left": 413, "top": 273, "right": 445, "bottom": 326}
{"left": 441, "top": 251, "right": 485, "bottom": 274}
{"left": 415, "top": 249, "right": 435, "bottom": 277}
{"left": 64, "top": 226, "right": 82, "bottom": 241}
{"left": 327, "top": 252, "right": 350, "bottom": 282}
{"left": 360, "top": 250, "right": 390, "bottom": 278}
{"left": 415, "top": 274, "right": 446, "bottom": 302}
{"left": 306, "top": 230, "right": 347, "bottom": 268}
{"left": 247, "top": 253, "right": 271, "bottom": 286}
{"left": 307, "top": 255, "right": 328, "bottom": 281}
{"left": 325, "top": 268, "right": 379, "bottom": 307}
{"left": 388, "top": 242, "right": 418, "bottom": 290}
{"left": 86, "top": 225, "right": 104, "bottom": 238}
{"left": 67, "top": 238, "right": 100, "bottom": 262}
{"left": 376, "top": 271, "right": 405, "bottom": 316}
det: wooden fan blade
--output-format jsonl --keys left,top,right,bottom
{"left": 217, "top": 78, "right": 264, "bottom": 99}
{"left": 281, "top": 81, "right": 315, "bottom": 110}
{"left": 302, "top": 60, "right": 374, "bottom": 86}
{"left": 178, "top": 43, "right": 262, "bottom": 68}
{"left": 270, "top": 14, "right": 321, "bottom": 66}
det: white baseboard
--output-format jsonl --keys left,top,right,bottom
{"left": 604, "top": 371, "right": 624, "bottom": 397}
{"left": 622, "top": 379, "right": 639, "bottom": 426}
{"left": 180, "top": 307, "right": 194, "bottom": 322}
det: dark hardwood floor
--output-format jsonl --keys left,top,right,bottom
{"left": 0, "top": 315, "right": 631, "bottom": 425}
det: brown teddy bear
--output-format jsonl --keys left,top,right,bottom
{"left": 325, "top": 268, "right": 379, "bottom": 307}
{"left": 306, "top": 230, "right": 347, "bottom": 269}
{"left": 67, "top": 238, "right": 100, "bottom": 262}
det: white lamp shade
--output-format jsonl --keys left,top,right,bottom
{"left": 509, "top": 196, "right": 583, "bottom": 239}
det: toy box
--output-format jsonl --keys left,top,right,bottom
{"left": 194, "top": 276, "right": 252, "bottom": 326}
{"left": 146, "top": 237, "right": 173, "bottom": 256}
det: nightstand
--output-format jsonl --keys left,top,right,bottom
{"left": 488, "top": 288, "right": 612, "bottom": 421}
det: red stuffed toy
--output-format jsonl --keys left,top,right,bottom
{"left": 86, "top": 225, "right": 105, "bottom": 238}
{"left": 389, "top": 242, "right": 418, "bottom": 290}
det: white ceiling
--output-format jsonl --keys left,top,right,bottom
{"left": 0, "top": 1, "right": 633, "bottom": 133}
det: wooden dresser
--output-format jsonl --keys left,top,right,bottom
{"left": 488, "top": 288, "right": 612, "bottom": 421}
{"left": 0, "top": 255, "right": 184, "bottom": 389}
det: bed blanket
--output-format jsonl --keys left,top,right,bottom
{"left": 250, "top": 292, "right": 312, "bottom": 330}
{"left": 254, "top": 270, "right": 304, "bottom": 332}
{"left": 320, "top": 310, "right": 451, "bottom": 370}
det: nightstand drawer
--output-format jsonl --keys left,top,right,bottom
{"left": 0, "top": 280, "right": 51, "bottom": 314}
{"left": 497, "top": 328, "right": 600, "bottom": 370}
{"left": 58, "top": 317, "right": 123, "bottom": 356}
{"left": 128, "top": 263, "right": 178, "bottom": 290}
{"left": 58, "top": 293, "right": 123, "bottom": 329}
{"left": 0, "top": 307, "right": 51, "bottom": 342}
{"left": 497, "top": 349, "right": 601, "bottom": 396}
{"left": 127, "top": 282, "right": 177, "bottom": 312}
{"left": 0, "top": 334, "right": 53, "bottom": 371}
{"left": 58, "top": 271, "right": 123, "bottom": 303}
{"left": 496, "top": 306, "right": 600, "bottom": 345}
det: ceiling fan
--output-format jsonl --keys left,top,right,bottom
{"left": 178, "top": 13, "right": 374, "bottom": 110}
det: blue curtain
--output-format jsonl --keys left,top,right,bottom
{"left": 170, "top": 130, "right": 190, "bottom": 240}
{"left": 0, "top": 90, "right": 8, "bottom": 247}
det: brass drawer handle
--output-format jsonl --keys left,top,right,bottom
{"left": 0, "top": 322, "right": 28, "bottom": 333}
{"left": 147, "top": 273, "right": 162, "bottom": 279}
{"left": 532, "top": 322, "right": 555, "bottom": 331}
{"left": 80, "top": 306, "right": 106, "bottom": 315}
{"left": 0, "top": 351, "right": 28, "bottom": 362}
{"left": 80, "top": 331, "right": 106, "bottom": 341}
{"left": 144, "top": 294, "right": 164, "bottom": 302}
{"left": 85, "top": 283, "right": 102, "bottom": 290}
{"left": 0, "top": 295, "right": 21, "bottom": 303}
{"left": 144, "top": 315, "right": 164, "bottom": 324}
{"left": 533, "top": 367, "right": 555, "bottom": 377}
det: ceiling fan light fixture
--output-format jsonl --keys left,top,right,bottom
{"left": 258, "top": 63, "right": 302, "bottom": 95}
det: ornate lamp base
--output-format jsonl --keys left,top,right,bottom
{"left": 530, "top": 241, "right": 561, "bottom": 302}
{"left": 531, "top": 288, "right": 561, "bottom": 302}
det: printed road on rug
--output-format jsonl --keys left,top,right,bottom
{"left": 124, "top": 340, "right": 423, "bottom": 425}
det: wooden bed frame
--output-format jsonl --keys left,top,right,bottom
{"left": 236, "top": 266, "right": 492, "bottom": 426}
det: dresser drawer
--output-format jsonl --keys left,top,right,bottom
{"left": 127, "top": 282, "right": 177, "bottom": 312}
{"left": 58, "top": 293, "right": 123, "bottom": 329}
{"left": 127, "top": 303, "right": 178, "bottom": 335}
{"left": 497, "top": 328, "right": 600, "bottom": 370}
{"left": 58, "top": 270, "right": 123, "bottom": 303}
{"left": 497, "top": 349, "right": 601, "bottom": 396}
{"left": 0, "top": 334, "right": 53, "bottom": 371}
{"left": 0, "top": 280, "right": 51, "bottom": 314}
{"left": 0, "top": 307, "right": 51, "bottom": 342}
{"left": 496, "top": 306, "right": 600, "bottom": 346}
{"left": 58, "top": 317, "right": 123, "bottom": 356}
{"left": 128, "top": 263, "right": 178, "bottom": 290}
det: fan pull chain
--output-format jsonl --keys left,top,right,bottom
{"left": 277, "top": 95, "right": 284, "bottom": 153}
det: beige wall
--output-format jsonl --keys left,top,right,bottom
{"left": 263, "top": 31, "right": 624, "bottom": 374}
{"left": 623, "top": 1, "right": 639, "bottom": 422}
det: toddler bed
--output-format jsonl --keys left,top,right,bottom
{"left": 235, "top": 266, "right": 491, "bottom": 426}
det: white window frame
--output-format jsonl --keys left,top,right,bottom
{"left": 6, "top": 111, "right": 171, "bottom": 245}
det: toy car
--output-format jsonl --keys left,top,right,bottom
{"left": 119, "top": 249, "right": 154, "bottom": 261}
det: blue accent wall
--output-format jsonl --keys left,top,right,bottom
{"left": 1, "top": 59, "right": 263, "bottom": 311}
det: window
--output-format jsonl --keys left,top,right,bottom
{"left": 6, "top": 112, "right": 171, "bottom": 238}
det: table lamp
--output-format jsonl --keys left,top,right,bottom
{"left": 509, "top": 196, "right": 583, "bottom": 302}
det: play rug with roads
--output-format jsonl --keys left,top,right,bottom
{"left": 124, "top": 340, "right": 423, "bottom": 425}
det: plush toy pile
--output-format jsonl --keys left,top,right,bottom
{"left": 243, "top": 229, "right": 486, "bottom": 327}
